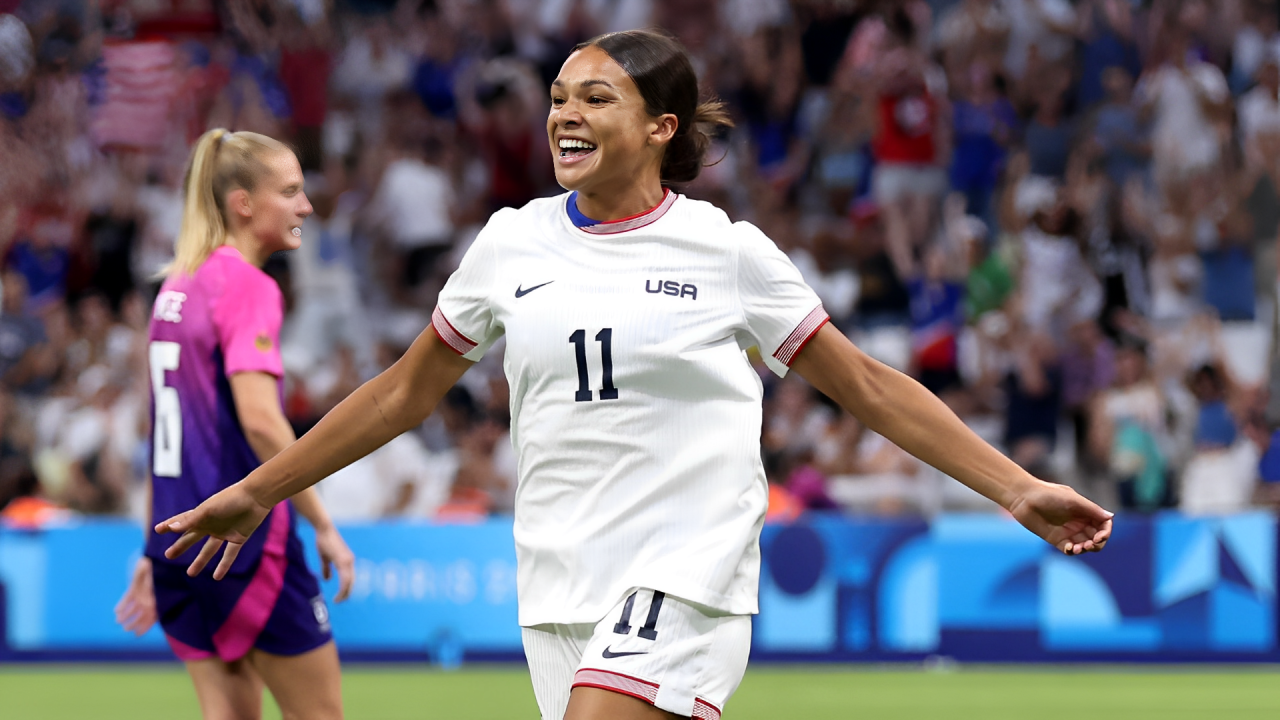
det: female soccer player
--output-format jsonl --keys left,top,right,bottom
{"left": 156, "top": 33, "right": 1112, "bottom": 720}
{"left": 115, "top": 129, "right": 355, "bottom": 720}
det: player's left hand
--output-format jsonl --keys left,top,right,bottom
{"left": 1007, "top": 480, "right": 1113, "bottom": 555}
{"left": 313, "top": 525, "right": 356, "bottom": 603}
{"left": 114, "top": 557, "right": 156, "bottom": 636}
{"left": 156, "top": 482, "right": 272, "bottom": 580}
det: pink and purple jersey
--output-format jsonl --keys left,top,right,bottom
{"left": 145, "top": 246, "right": 287, "bottom": 571}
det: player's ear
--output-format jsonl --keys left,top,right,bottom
{"left": 227, "top": 188, "right": 252, "bottom": 219}
{"left": 648, "top": 113, "right": 677, "bottom": 147}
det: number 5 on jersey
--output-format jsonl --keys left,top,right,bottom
{"left": 570, "top": 328, "right": 619, "bottom": 402}
{"left": 149, "top": 341, "right": 182, "bottom": 477}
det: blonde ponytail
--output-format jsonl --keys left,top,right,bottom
{"left": 164, "top": 128, "right": 291, "bottom": 277}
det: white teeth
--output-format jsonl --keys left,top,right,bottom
{"left": 292, "top": 227, "right": 302, "bottom": 237}
{"left": 558, "top": 139, "right": 596, "bottom": 150}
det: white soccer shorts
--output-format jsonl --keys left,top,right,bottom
{"left": 521, "top": 588, "right": 752, "bottom": 720}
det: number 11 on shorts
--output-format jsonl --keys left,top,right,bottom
{"left": 613, "top": 590, "right": 664, "bottom": 640}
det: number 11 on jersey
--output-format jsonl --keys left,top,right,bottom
{"left": 570, "top": 328, "right": 618, "bottom": 402}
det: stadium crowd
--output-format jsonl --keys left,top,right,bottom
{"left": 1, "top": 0, "right": 1280, "bottom": 527}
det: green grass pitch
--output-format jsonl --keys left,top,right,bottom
{"left": 2, "top": 664, "right": 1279, "bottom": 719}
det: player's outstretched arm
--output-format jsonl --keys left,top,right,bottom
{"left": 156, "top": 327, "right": 475, "bottom": 578}
{"left": 228, "top": 371, "right": 356, "bottom": 599}
{"left": 790, "top": 324, "right": 1112, "bottom": 555}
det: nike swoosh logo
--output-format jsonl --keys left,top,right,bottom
{"left": 515, "top": 281, "right": 554, "bottom": 298}
{"left": 601, "top": 646, "right": 649, "bottom": 659}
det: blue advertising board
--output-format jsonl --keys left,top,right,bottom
{"left": 0, "top": 513, "right": 1275, "bottom": 662}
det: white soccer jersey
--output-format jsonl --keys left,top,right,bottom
{"left": 432, "top": 191, "right": 828, "bottom": 625}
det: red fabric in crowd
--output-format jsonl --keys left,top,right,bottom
{"left": 873, "top": 91, "right": 938, "bottom": 164}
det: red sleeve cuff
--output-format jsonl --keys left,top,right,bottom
{"left": 431, "top": 306, "right": 478, "bottom": 356}
{"left": 772, "top": 305, "right": 830, "bottom": 366}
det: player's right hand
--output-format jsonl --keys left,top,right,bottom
{"left": 114, "top": 557, "right": 156, "bottom": 636}
{"left": 155, "top": 483, "right": 273, "bottom": 580}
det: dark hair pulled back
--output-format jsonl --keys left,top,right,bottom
{"left": 576, "top": 29, "right": 734, "bottom": 184}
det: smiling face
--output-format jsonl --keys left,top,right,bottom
{"left": 547, "top": 46, "right": 675, "bottom": 200}
{"left": 241, "top": 150, "right": 312, "bottom": 255}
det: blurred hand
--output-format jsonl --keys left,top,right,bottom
{"left": 313, "top": 524, "right": 356, "bottom": 603}
{"left": 114, "top": 557, "right": 156, "bottom": 637}
{"left": 1008, "top": 480, "right": 1114, "bottom": 555}
{"left": 155, "top": 483, "right": 272, "bottom": 580}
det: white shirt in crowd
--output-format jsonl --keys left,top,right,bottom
{"left": 318, "top": 433, "right": 454, "bottom": 521}
{"left": 1003, "top": 0, "right": 1076, "bottom": 79}
{"left": 1137, "top": 62, "right": 1229, "bottom": 179}
{"left": 1238, "top": 83, "right": 1280, "bottom": 148}
{"left": 433, "top": 191, "right": 826, "bottom": 625}
{"left": 366, "top": 157, "right": 456, "bottom": 249}
{"left": 1020, "top": 225, "right": 1102, "bottom": 333}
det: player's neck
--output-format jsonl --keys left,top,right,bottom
{"left": 573, "top": 183, "right": 667, "bottom": 224}
{"left": 222, "top": 234, "right": 270, "bottom": 268}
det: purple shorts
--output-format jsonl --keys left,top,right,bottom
{"left": 153, "top": 504, "right": 332, "bottom": 662}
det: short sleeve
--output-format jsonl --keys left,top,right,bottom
{"left": 432, "top": 210, "right": 509, "bottom": 361}
{"left": 735, "top": 221, "right": 829, "bottom": 377}
{"left": 212, "top": 262, "right": 285, "bottom": 378}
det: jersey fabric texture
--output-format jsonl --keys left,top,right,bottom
{"left": 523, "top": 588, "right": 750, "bottom": 720}
{"left": 146, "top": 246, "right": 290, "bottom": 574}
{"left": 432, "top": 192, "right": 829, "bottom": 625}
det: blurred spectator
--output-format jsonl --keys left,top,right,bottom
{"left": 7, "top": 205, "right": 73, "bottom": 310}
{"left": 814, "top": 411, "right": 923, "bottom": 515}
{"left": 364, "top": 128, "right": 455, "bottom": 306}
{"left": 1023, "top": 66, "right": 1074, "bottom": 179}
{"left": 960, "top": 214, "right": 1013, "bottom": 321}
{"left": 1229, "top": 0, "right": 1280, "bottom": 95}
{"left": 737, "top": 25, "right": 808, "bottom": 187}
{"left": 1147, "top": 210, "right": 1205, "bottom": 328}
{"left": 462, "top": 58, "right": 553, "bottom": 212}
{"left": 1014, "top": 175, "right": 1101, "bottom": 336}
{"left": 781, "top": 451, "right": 840, "bottom": 512}
{"left": 888, "top": 195, "right": 967, "bottom": 402}
{"left": 935, "top": 0, "right": 1009, "bottom": 71}
{"left": 318, "top": 432, "right": 448, "bottom": 521}
{"left": 1255, "top": 426, "right": 1280, "bottom": 508}
{"left": 277, "top": 6, "right": 333, "bottom": 170}
{"left": 1089, "top": 340, "right": 1171, "bottom": 511}
{"left": 1180, "top": 363, "right": 1259, "bottom": 514}
{"left": 0, "top": 460, "right": 70, "bottom": 530}
{"left": 1002, "top": 0, "right": 1076, "bottom": 84}
{"left": 82, "top": 179, "right": 138, "bottom": 311}
{"left": 410, "top": 11, "right": 465, "bottom": 120}
{"left": 281, "top": 163, "right": 376, "bottom": 378}
{"left": 1061, "top": 318, "right": 1117, "bottom": 467}
{"left": 1238, "top": 52, "right": 1280, "bottom": 157}
{"left": 763, "top": 375, "right": 832, "bottom": 458}
{"left": 332, "top": 16, "right": 413, "bottom": 144}
{"left": 871, "top": 14, "right": 949, "bottom": 264}
{"left": 1075, "top": 0, "right": 1141, "bottom": 109}
{"left": 786, "top": 217, "right": 860, "bottom": 328}
{"left": 1090, "top": 66, "right": 1149, "bottom": 187}
{"left": 1136, "top": 22, "right": 1229, "bottom": 189}
{"left": 1001, "top": 327, "right": 1063, "bottom": 478}
{"left": 0, "top": 269, "right": 52, "bottom": 394}
{"left": 64, "top": 289, "right": 134, "bottom": 380}
{"left": 948, "top": 59, "right": 1017, "bottom": 221}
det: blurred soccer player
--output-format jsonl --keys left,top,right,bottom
{"left": 155, "top": 33, "right": 1112, "bottom": 720}
{"left": 115, "top": 129, "right": 354, "bottom": 720}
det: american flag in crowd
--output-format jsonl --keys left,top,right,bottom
{"left": 91, "top": 41, "right": 179, "bottom": 150}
